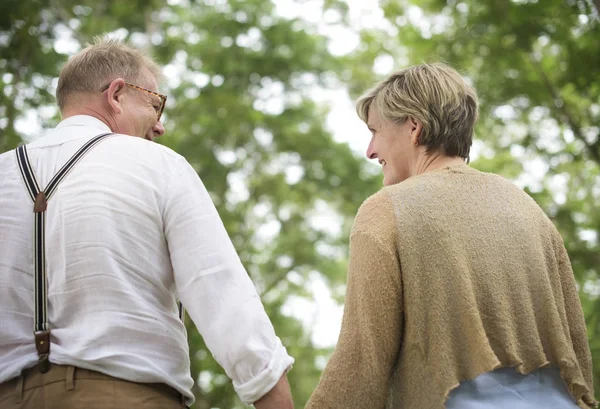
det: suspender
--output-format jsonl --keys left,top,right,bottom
{"left": 16, "top": 133, "right": 115, "bottom": 372}
{"left": 16, "top": 132, "right": 186, "bottom": 374}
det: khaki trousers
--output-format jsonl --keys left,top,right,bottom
{"left": 0, "top": 364, "right": 186, "bottom": 409}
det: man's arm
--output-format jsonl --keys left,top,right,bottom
{"left": 254, "top": 373, "right": 294, "bottom": 409}
{"left": 163, "top": 156, "right": 294, "bottom": 404}
{"left": 306, "top": 192, "right": 403, "bottom": 409}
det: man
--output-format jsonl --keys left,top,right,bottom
{"left": 0, "top": 38, "right": 294, "bottom": 409}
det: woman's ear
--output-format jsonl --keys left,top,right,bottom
{"left": 409, "top": 117, "right": 423, "bottom": 146}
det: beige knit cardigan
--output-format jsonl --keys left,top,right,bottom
{"left": 306, "top": 164, "right": 597, "bottom": 409}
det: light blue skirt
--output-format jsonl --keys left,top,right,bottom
{"left": 445, "top": 367, "right": 580, "bottom": 409}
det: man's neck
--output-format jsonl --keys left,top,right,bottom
{"left": 61, "top": 107, "right": 116, "bottom": 133}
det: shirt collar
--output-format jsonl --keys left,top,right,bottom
{"left": 28, "top": 115, "right": 113, "bottom": 148}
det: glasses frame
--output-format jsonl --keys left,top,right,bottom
{"left": 100, "top": 81, "right": 167, "bottom": 121}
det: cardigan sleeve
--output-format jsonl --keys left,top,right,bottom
{"left": 306, "top": 191, "right": 403, "bottom": 409}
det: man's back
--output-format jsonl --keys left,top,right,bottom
{"left": 0, "top": 115, "right": 193, "bottom": 395}
{"left": 0, "top": 116, "right": 293, "bottom": 406}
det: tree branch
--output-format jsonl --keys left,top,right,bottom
{"left": 529, "top": 53, "right": 600, "bottom": 164}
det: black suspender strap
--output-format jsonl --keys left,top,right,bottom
{"left": 15, "top": 132, "right": 115, "bottom": 373}
{"left": 178, "top": 302, "right": 185, "bottom": 322}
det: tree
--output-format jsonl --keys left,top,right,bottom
{"left": 5, "top": 0, "right": 598, "bottom": 406}
{"left": 351, "top": 0, "right": 600, "bottom": 397}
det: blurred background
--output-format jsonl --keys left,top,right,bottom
{"left": 1, "top": 0, "right": 599, "bottom": 407}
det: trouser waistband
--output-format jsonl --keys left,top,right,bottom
{"left": 0, "top": 363, "right": 182, "bottom": 403}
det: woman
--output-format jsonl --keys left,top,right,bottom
{"left": 306, "top": 63, "right": 597, "bottom": 409}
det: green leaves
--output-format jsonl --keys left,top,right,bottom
{"left": 4, "top": 0, "right": 599, "bottom": 405}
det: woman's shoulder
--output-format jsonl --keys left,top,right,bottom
{"left": 358, "top": 188, "right": 393, "bottom": 212}
{"left": 353, "top": 189, "right": 397, "bottom": 236}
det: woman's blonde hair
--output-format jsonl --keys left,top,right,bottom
{"left": 356, "top": 62, "right": 479, "bottom": 159}
{"left": 56, "top": 37, "right": 163, "bottom": 110}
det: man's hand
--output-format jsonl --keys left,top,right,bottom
{"left": 253, "top": 373, "right": 294, "bottom": 409}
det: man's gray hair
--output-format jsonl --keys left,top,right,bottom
{"left": 56, "top": 36, "right": 163, "bottom": 111}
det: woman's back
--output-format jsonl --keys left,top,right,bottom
{"left": 382, "top": 164, "right": 594, "bottom": 408}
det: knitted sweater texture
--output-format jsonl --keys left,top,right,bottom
{"left": 306, "top": 164, "right": 597, "bottom": 409}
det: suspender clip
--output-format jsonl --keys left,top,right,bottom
{"left": 34, "top": 330, "right": 50, "bottom": 356}
{"left": 34, "top": 330, "right": 51, "bottom": 373}
{"left": 37, "top": 355, "right": 50, "bottom": 374}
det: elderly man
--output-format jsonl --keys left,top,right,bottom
{"left": 0, "top": 38, "right": 294, "bottom": 409}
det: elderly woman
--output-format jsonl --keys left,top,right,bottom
{"left": 306, "top": 63, "right": 597, "bottom": 409}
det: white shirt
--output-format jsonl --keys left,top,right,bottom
{"left": 0, "top": 115, "right": 294, "bottom": 405}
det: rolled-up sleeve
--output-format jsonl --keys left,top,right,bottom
{"left": 163, "top": 157, "right": 294, "bottom": 404}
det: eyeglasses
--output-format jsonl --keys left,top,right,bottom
{"left": 100, "top": 81, "right": 167, "bottom": 121}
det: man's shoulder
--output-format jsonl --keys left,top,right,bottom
{"left": 85, "top": 135, "right": 196, "bottom": 187}
{"left": 108, "top": 134, "right": 182, "bottom": 158}
{"left": 101, "top": 135, "right": 187, "bottom": 168}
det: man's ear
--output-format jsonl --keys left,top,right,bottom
{"left": 105, "top": 79, "right": 127, "bottom": 115}
{"left": 409, "top": 117, "right": 423, "bottom": 146}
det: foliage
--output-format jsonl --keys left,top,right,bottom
{"left": 2, "top": 0, "right": 599, "bottom": 406}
